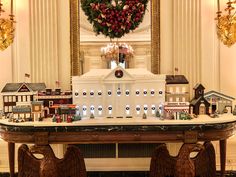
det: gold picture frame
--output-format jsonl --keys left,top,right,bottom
{"left": 70, "top": 0, "right": 160, "bottom": 76}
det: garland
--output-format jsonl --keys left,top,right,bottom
{"left": 81, "top": 0, "right": 148, "bottom": 39}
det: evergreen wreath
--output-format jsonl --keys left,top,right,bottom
{"left": 81, "top": 0, "right": 149, "bottom": 38}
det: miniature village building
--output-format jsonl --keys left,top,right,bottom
{"left": 72, "top": 66, "right": 166, "bottom": 118}
{"left": 31, "top": 101, "right": 44, "bottom": 121}
{"left": 34, "top": 89, "right": 72, "bottom": 117}
{"left": 164, "top": 75, "right": 190, "bottom": 119}
{"left": 1, "top": 83, "right": 46, "bottom": 114}
{"left": 12, "top": 106, "right": 31, "bottom": 121}
{"left": 189, "top": 84, "right": 210, "bottom": 115}
{"left": 165, "top": 75, "right": 189, "bottom": 102}
{"left": 204, "top": 90, "right": 235, "bottom": 114}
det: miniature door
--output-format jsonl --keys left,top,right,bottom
{"left": 199, "top": 104, "right": 206, "bottom": 115}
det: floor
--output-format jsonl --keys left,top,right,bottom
{"left": 1, "top": 171, "right": 236, "bottom": 177}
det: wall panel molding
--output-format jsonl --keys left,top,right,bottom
{"left": 29, "top": 0, "right": 59, "bottom": 88}
{"left": 172, "top": 0, "right": 201, "bottom": 96}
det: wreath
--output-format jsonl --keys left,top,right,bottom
{"left": 81, "top": 0, "right": 148, "bottom": 38}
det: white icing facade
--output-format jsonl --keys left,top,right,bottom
{"left": 72, "top": 66, "right": 166, "bottom": 118}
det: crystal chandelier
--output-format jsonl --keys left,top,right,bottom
{"left": 101, "top": 43, "right": 134, "bottom": 64}
{"left": 0, "top": 0, "right": 15, "bottom": 51}
{"left": 215, "top": 0, "right": 236, "bottom": 47}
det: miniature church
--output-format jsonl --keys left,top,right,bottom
{"left": 189, "top": 84, "right": 210, "bottom": 115}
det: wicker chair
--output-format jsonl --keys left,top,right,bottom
{"left": 18, "top": 144, "right": 87, "bottom": 177}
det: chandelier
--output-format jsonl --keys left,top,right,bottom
{"left": 215, "top": 0, "right": 236, "bottom": 47}
{"left": 101, "top": 43, "right": 134, "bottom": 64}
{"left": 0, "top": 0, "right": 15, "bottom": 51}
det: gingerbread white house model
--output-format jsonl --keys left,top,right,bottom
{"left": 72, "top": 66, "right": 166, "bottom": 118}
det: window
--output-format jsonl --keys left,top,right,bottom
{"left": 136, "top": 90, "right": 140, "bottom": 96}
{"left": 143, "top": 104, "right": 148, "bottom": 114}
{"left": 82, "top": 106, "right": 87, "bottom": 116}
{"left": 75, "top": 91, "right": 79, "bottom": 97}
{"left": 176, "top": 87, "right": 180, "bottom": 93}
{"left": 182, "top": 87, "right": 186, "bottom": 93}
{"left": 4, "top": 96, "right": 8, "bottom": 102}
{"left": 125, "top": 105, "right": 130, "bottom": 115}
{"left": 136, "top": 105, "right": 141, "bottom": 115}
{"left": 107, "top": 90, "right": 112, "bottom": 96}
{"left": 90, "top": 105, "right": 95, "bottom": 114}
{"left": 169, "top": 97, "right": 173, "bottom": 102}
{"left": 150, "top": 89, "right": 155, "bottom": 96}
{"left": 108, "top": 105, "right": 112, "bottom": 115}
{"left": 82, "top": 90, "right": 87, "bottom": 97}
{"left": 90, "top": 90, "right": 94, "bottom": 97}
{"left": 151, "top": 105, "right": 156, "bottom": 115}
{"left": 98, "top": 90, "right": 102, "bottom": 96}
{"left": 125, "top": 90, "right": 130, "bottom": 96}
{"left": 49, "top": 101, "right": 54, "bottom": 107}
{"left": 176, "top": 97, "right": 180, "bottom": 102}
{"left": 98, "top": 106, "right": 102, "bottom": 115}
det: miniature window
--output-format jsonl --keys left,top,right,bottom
{"left": 182, "top": 87, "right": 186, "bottom": 93}
{"left": 117, "top": 88, "right": 121, "bottom": 96}
{"left": 75, "top": 92, "right": 79, "bottom": 97}
{"left": 90, "top": 105, "right": 95, "bottom": 114}
{"left": 169, "top": 97, "right": 173, "bottom": 102}
{"left": 90, "top": 90, "right": 94, "bottom": 97}
{"left": 126, "top": 105, "right": 130, "bottom": 115}
{"left": 8, "top": 96, "right": 12, "bottom": 102}
{"left": 136, "top": 105, "right": 141, "bottom": 115}
{"left": 27, "top": 95, "right": 31, "bottom": 101}
{"left": 176, "top": 87, "right": 180, "bottom": 93}
{"left": 4, "top": 106, "right": 8, "bottom": 113}
{"left": 82, "top": 106, "right": 87, "bottom": 116}
{"left": 169, "top": 87, "right": 173, "bottom": 93}
{"left": 143, "top": 89, "right": 148, "bottom": 96}
{"left": 176, "top": 97, "right": 180, "bottom": 102}
{"left": 107, "top": 90, "right": 112, "bottom": 96}
{"left": 82, "top": 91, "right": 87, "bottom": 97}
{"left": 159, "top": 90, "right": 163, "bottom": 95}
{"left": 150, "top": 89, "right": 155, "bottom": 96}
{"left": 144, "top": 104, "right": 148, "bottom": 114}
{"left": 49, "top": 101, "right": 54, "bottom": 107}
{"left": 4, "top": 96, "right": 8, "bottom": 102}
{"left": 108, "top": 105, "right": 112, "bottom": 115}
{"left": 125, "top": 90, "right": 130, "bottom": 96}
{"left": 23, "top": 96, "right": 26, "bottom": 102}
{"left": 136, "top": 90, "right": 140, "bottom": 96}
{"left": 12, "top": 96, "right": 16, "bottom": 102}
{"left": 8, "top": 106, "right": 12, "bottom": 112}
{"left": 98, "top": 90, "right": 102, "bottom": 96}
{"left": 151, "top": 105, "right": 156, "bottom": 115}
{"left": 18, "top": 96, "right": 22, "bottom": 102}
{"left": 98, "top": 106, "right": 102, "bottom": 115}
{"left": 159, "top": 105, "right": 163, "bottom": 114}
{"left": 182, "top": 97, "right": 186, "bottom": 102}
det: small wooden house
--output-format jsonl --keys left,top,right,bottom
{"left": 189, "top": 84, "right": 210, "bottom": 115}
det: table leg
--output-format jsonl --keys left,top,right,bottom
{"left": 220, "top": 139, "right": 226, "bottom": 177}
{"left": 8, "top": 142, "right": 15, "bottom": 177}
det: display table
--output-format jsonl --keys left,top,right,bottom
{"left": 0, "top": 115, "right": 235, "bottom": 177}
